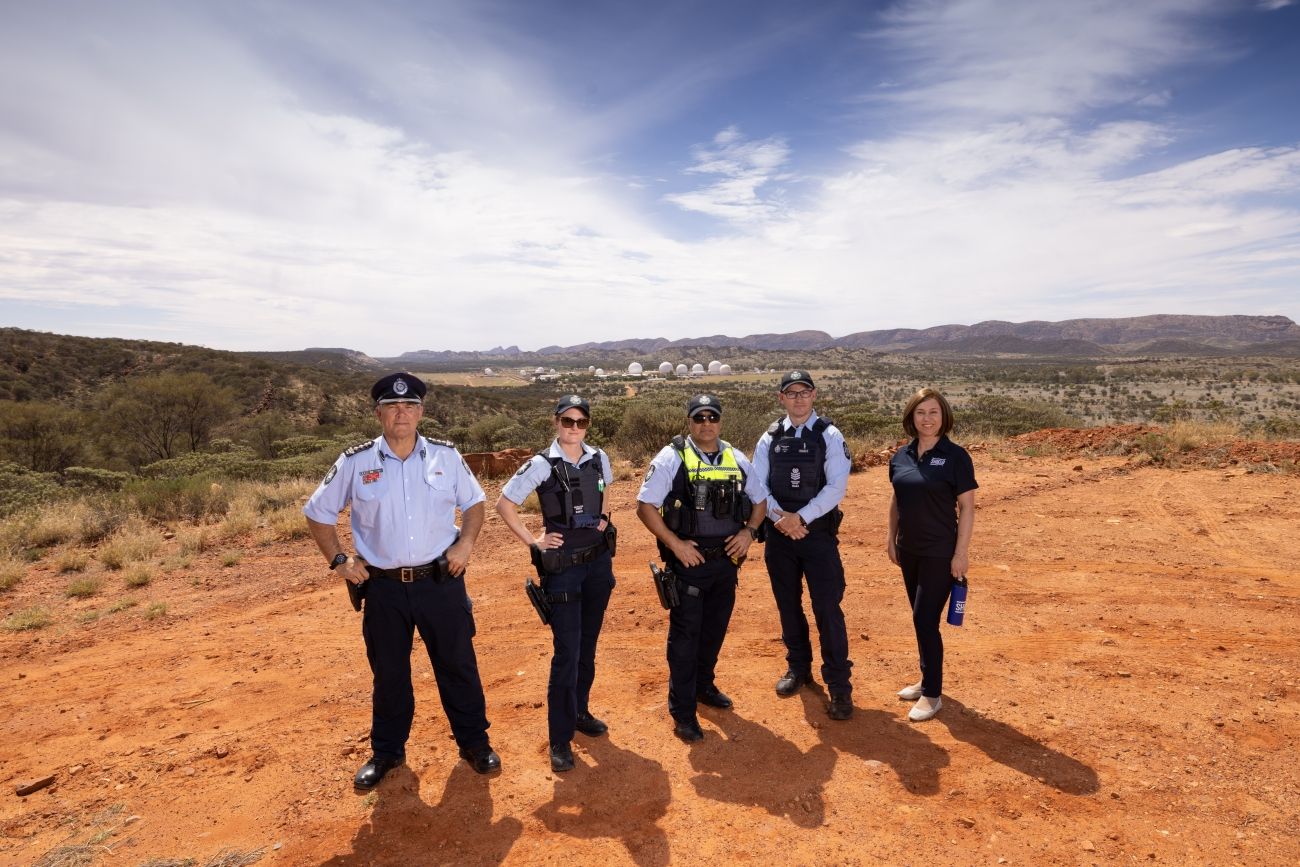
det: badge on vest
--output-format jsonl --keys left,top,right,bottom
{"left": 929, "top": 457, "right": 946, "bottom": 466}
{"left": 790, "top": 467, "right": 802, "bottom": 489}
{"left": 361, "top": 469, "right": 383, "bottom": 484}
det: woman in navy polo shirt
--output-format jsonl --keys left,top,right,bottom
{"left": 886, "top": 388, "right": 977, "bottom": 722}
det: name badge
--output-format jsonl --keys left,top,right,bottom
{"left": 929, "top": 457, "right": 946, "bottom": 466}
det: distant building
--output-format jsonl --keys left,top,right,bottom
{"left": 483, "top": 367, "right": 494, "bottom": 376}
{"left": 718, "top": 364, "right": 732, "bottom": 375}
{"left": 658, "top": 361, "right": 673, "bottom": 375}
{"left": 708, "top": 360, "right": 722, "bottom": 374}
{"left": 675, "top": 364, "right": 688, "bottom": 376}
{"left": 691, "top": 363, "right": 705, "bottom": 375}
{"left": 627, "top": 362, "right": 644, "bottom": 375}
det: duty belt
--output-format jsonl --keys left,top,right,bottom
{"left": 695, "top": 545, "right": 730, "bottom": 562}
{"left": 367, "top": 557, "right": 455, "bottom": 584}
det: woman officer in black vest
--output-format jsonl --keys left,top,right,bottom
{"left": 496, "top": 395, "right": 616, "bottom": 772}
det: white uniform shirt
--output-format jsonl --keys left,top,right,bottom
{"left": 303, "top": 435, "right": 485, "bottom": 569}
{"left": 750, "top": 410, "right": 850, "bottom": 522}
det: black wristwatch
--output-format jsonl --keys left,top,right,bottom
{"left": 744, "top": 525, "right": 759, "bottom": 539}
{"left": 329, "top": 552, "right": 349, "bottom": 570}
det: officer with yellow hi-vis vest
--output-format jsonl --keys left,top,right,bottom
{"left": 637, "top": 394, "right": 768, "bottom": 742}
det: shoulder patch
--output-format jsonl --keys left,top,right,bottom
{"left": 843, "top": 441, "right": 852, "bottom": 461}
{"left": 766, "top": 421, "right": 781, "bottom": 435}
{"left": 514, "top": 461, "right": 531, "bottom": 477}
{"left": 321, "top": 464, "right": 338, "bottom": 486}
{"left": 426, "top": 438, "right": 456, "bottom": 449}
{"left": 343, "top": 439, "right": 374, "bottom": 457}
{"left": 645, "top": 463, "right": 656, "bottom": 481}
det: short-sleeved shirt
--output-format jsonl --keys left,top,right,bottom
{"left": 500, "top": 439, "right": 614, "bottom": 505}
{"left": 888, "top": 435, "right": 978, "bottom": 558}
{"left": 750, "top": 410, "right": 851, "bottom": 522}
{"left": 303, "top": 435, "right": 485, "bottom": 569}
{"left": 637, "top": 437, "right": 770, "bottom": 511}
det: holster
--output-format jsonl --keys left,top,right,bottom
{"left": 649, "top": 561, "right": 680, "bottom": 610}
{"left": 603, "top": 519, "right": 617, "bottom": 558}
{"left": 827, "top": 507, "right": 844, "bottom": 537}
{"left": 525, "top": 579, "right": 551, "bottom": 625}
{"left": 345, "top": 578, "right": 368, "bottom": 612}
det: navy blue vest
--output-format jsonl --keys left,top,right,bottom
{"left": 766, "top": 417, "right": 830, "bottom": 512}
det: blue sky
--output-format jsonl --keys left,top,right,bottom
{"left": 1, "top": 0, "right": 1298, "bottom": 355}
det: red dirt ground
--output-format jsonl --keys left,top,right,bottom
{"left": 2, "top": 444, "right": 1298, "bottom": 865}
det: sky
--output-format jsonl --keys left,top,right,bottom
{"left": 2, "top": 0, "right": 1299, "bottom": 356}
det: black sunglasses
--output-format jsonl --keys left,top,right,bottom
{"left": 690, "top": 412, "right": 720, "bottom": 423}
{"left": 557, "top": 416, "right": 591, "bottom": 429}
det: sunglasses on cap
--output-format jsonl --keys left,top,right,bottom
{"left": 557, "top": 416, "right": 591, "bottom": 429}
{"left": 690, "top": 412, "right": 720, "bottom": 423}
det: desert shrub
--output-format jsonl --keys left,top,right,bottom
{"left": 0, "top": 461, "right": 63, "bottom": 518}
{"left": 262, "top": 503, "right": 309, "bottom": 541}
{"left": 834, "top": 408, "right": 901, "bottom": 439}
{"left": 242, "top": 478, "right": 315, "bottom": 513}
{"left": 177, "top": 526, "right": 214, "bottom": 555}
{"left": 143, "top": 602, "right": 167, "bottom": 620}
{"left": 220, "top": 550, "right": 242, "bottom": 567}
{"left": 218, "top": 499, "right": 259, "bottom": 539}
{"left": 1253, "top": 415, "right": 1300, "bottom": 439}
{"left": 125, "top": 566, "right": 152, "bottom": 588}
{"left": 99, "top": 519, "right": 161, "bottom": 570}
{"left": 77, "top": 609, "right": 101, "bottom": 624}
{"left": 954, "top": 395, "right": 1081, "bottom": 438}
{"left": 465, "top": 414, "right": 531, "bottom": 452}
{"left": 56, "top": 550, "right": 90, "bottom": 573}
{"left": 65, "top": 577, "right": 102, "bottom": 597}
{"left": 0, "top": 401, "right": 85, "bottom": 471}
{"left": 108, "top": 598, "right": 138, "bottom": 614}
{"left": 0, "top": 558, "right": 23, "bottom": 591}
{"left": 129, "top": 476, "right": 231, "bottom": 523}
{"left": 269, "top": 434, "right": 339, "bottom": 458}
{"left": 2, "top": 606, "right": 52, "bottom": 631}
{"left": 62, "top": 466, "right": 133, "bottom": 492}
{"left": 614, "top": 400, "right": 688, "bottom": 462}
{"left": 140, "top": 449, "right": 255, "bottom": 481}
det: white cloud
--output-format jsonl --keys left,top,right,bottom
{"left": 664, "top": 127, "right": 792, "bottom": 224}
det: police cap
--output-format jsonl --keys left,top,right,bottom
{"left": 371, "top": 372, "right": 427, "bottom": 404}
{"left": 554, "top": 394, "right": 590, "bottom": 417}
{"left": 779, "top": 370, "right": 816, "bottom": 392}
{"left": 687, "top": 394, "right": 723, "bottom": 418}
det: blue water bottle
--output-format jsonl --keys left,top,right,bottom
{"left": 946, "top": 577, "right": 968, "bottom": 626}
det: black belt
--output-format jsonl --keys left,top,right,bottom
{"left": 367, "top": 559, "right": 454, "bottom": 584}
{"left": 696, "top": 545, "right": 730, "bottom": 562}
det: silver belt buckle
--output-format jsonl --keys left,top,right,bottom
{"left": 400, "top": 567, "right": 415, "bottom": 583}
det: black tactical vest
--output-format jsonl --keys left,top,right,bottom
{"left": 536, "top": 451, "right": 606, "bottom": 549}
{"left": 766, "top": 417, "right": 830, "bottom": 511}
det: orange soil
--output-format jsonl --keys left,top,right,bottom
{"left": 2, "top": 448, "right": 1298, "bottom": 865}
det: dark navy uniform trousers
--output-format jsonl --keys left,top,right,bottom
{"left": 544, "top": 551, "right": 614, "bottom": 746}
{"left": 666, "top": 554, "right": 737, "bottom": 722}
{"left": 362, "top": 574, "right": 490, "bottom": 761}
{"left": 764, "top": 523, "right": 853, "bottom": 696}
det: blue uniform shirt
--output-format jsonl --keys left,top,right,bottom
{"left": 636, "top": 437, "right": 769, "bottom": 509}
{"left": 500, "top": 439, "right": 614, "bottom": 505}
{"left": 751, "top": 410, "right": 851, "bottom": 522}
{"left": 303, "top": 435, "right": 485, "bottom": 569}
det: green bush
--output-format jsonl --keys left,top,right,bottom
{"left": 129, "top": 476, "right": 231, "bottom": 523}
{"left": 2, "top": 606, "right": 51, "bottom": 631}
{"left": 954, "top": 395, "right": 1081, "bottom": 438}
{"left": 62, "top": 466, "right": 133, "bottom": 492}
{"left": 0, "top": 461, "right": 64, "bottom": 518}
{"left": 614, "top": 400, "right": 687, "bottom": 462}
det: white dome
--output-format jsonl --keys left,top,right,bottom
{"left": 719, "top": 364, "right": 732, "bottom": 375}
{"left": 708, "top": 360, "right": 722, "bottom": 374}
{"left": 658, "top": 361, "right": 673, "bottom": 374}
{"left": 535, "top": 367, "right": 545, "bottom": 374}
{"left": 588, "top": 365, "right": 596, "bottom": 373}
{"left": 595, "top": 368, "right": 605, "bottom": 376}
{"left": 483, "top": 368, "right": 494, "bottom": 375}
{"left": 675, "top": 364, "right": 688, "bottom": 376}
{"left": 691, "top": 363, "right": 705, "bottom": 374}
{"left": 627, "top": 362, "right": 644, "bottom": 375}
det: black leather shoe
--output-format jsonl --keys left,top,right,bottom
{"left": 575, "top": 711, "right": 608, "bottom": 736}
{"left": 673, "top": 718, "right": 704, "bottom": 742}
{"left": 458, "top": 744, "right": 501, "bottom": 774}
{"left": 353, "top": 756, "right": 401, "bottom": 789}
{"left": 696, "top": 686, "right": 733, "bottom": 709}
{"left": 828, "top": 693, "right": 853, "bottom": 720}
{"left": 775, "top": 669, "right": 812, "bottom": 697}
{"left": 550, "top": 742, "right": 575, "bottom": 773}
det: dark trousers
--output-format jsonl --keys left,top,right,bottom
{"left": 362, "top": 575, "right": 490, "bottom": 761}
{"left": 765, "top": 526, "right": 852, "bottom": 695}
{"left": 898, "top": 550, "right": 954, "bottom": 698}
{"left": 666, "top": 556, "right": 738, "bottom": 722}
{"left": 544, "top": 551, "right": 614, "bottom": 746}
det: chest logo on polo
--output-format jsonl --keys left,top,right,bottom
{"left": 360, "top": 469, "right": 383, "bottom": 484}
{"left": 790, "top": 467, "right": 802, "bottom": 488}
{"left": 929, "top": 457, "right": 946, "bottom": 466}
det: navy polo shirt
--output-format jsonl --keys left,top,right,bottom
{"left": 889, "top": 435, "right": 978, "bottom": 558}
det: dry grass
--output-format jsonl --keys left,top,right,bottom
{"left": 203, "top": 848, "right": 265, "bottom": 867}
{"left": 56, "top": 549, "right": 91, "bottom": 573}
{"left": 64, "top": 577, "right": 102, "bottom": 598}
{"left": 261, "top": 503, "right": 310, "bottom": 542}
{"left": 177, "top": 526, "right": 215, "bottom": 556}
{"left": 217, "top": 498, "right": 259, "bottom": 539}
{"left": 143, "top": 602, "right": 167, "bottom": 620}
{"left": 99, "top": 518, "right": 161, "bottom": 570}
{"left": 219, "top": 550, "right": 242, "bottom": 567}
{"left": 108, "top": 598, "right": 138, "bottom": 614}
{"left": 76, "top": 609, "right": 101, "bottom": 624}
{"left": 0, "top": 557, "right": 24, "bottom": 591}
{"left": 2, "top": 606, "right": 52, "bottom": 631}
{"left": 125, "top": 565, "right": 153, "bottom": 588}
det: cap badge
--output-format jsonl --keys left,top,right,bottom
{"left": 569, "top": 395, "right": 582, "bottom": 404}
{"left": 393, "top": 379, "right": 409, "bottom": 396}
{"left": 790, "top": 372, "right": 802, "bottom": 380}
{"left": 699, "top": 396, "right": 711, "bottom": 404}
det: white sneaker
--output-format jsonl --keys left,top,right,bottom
{"left": 908, "top": 695, "right": 942, "bottom": 722}
{"left": 897, "top": 681, "right": 924, "bottom": 701}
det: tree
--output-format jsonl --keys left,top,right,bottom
{"left": 0, "top": 402, "right": 85, "bottom": 471}
{"left": 100, "top": 373, "right": 237, "bottom": 465}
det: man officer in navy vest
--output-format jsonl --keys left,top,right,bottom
{"left": 304, "top": 372, "right": 500, "bottom": 788}
{"left": 751, "top": 371, "right": 854, "bottom": 720}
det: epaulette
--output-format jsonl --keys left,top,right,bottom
{"left": 343, "top": 439, "right": 374, "bottom": 457}
{"left": 767, "top": 421, "right": 782, "bottom": 435}
{"left": 670, "top": 435, "right": 686, "bottom": 451}
{"left": 814, "top": 417, "right": 833, "bottom": 432}
{"left": 425, "top": 438, "right": 457, "bottom": 449}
